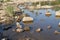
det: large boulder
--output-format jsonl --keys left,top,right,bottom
{"left": 22, "top": 17, "right": 33, "bottom": 22}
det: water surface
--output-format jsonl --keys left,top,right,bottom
{"left": 1, "top": 9, "right": 60, "bottom": 40}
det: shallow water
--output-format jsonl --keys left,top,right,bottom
{"left": 21, "top": 9, "right": 60, "bottom": 40}
{"left": 1, "top": 9, "right": 60, "bottom": 40}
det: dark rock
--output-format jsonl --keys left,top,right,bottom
{"left": 3, "top": 27, "right": 12, "bottom": 30}
{"left": 1, "top": 36, "right": 9, "bottom": 40}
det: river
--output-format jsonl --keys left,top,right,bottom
{"left": 0, "top": 8, "right": 60, "bottom": 40}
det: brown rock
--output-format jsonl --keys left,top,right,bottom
{"left": 54, "top": 30, "right": 60, "bottom": 35}
{"left": 24, "top": 27, "right": 30, "bottom": 31}
{"left": 47, "top": 25, "right": 51, "bottom": 29}
{"left": 36, "top": 28, "right": 42, "bottom": 32}
{"left": 16, "top": 28, "right": 24, "bottom": 33}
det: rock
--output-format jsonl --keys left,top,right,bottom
{"left": 15, "top": 16, "right": 22, "bottom": 22}
{"left": 36, "top": 28, "right": 42, "bottom": 32}
{"left": 22, "top": 17, "right": 33, "bottom": 22}
{"left": 16, "top": 28, "right": 24, "bottom": 33}
{"left": 58, "top": 22, "right": 60, "bottom": 27}
{"left": 54, "top": 30, "right": 58, "bottom": 34}
{"left": 3, "top": 27, "right": 12, "bottom": 30}
{"left": 24, "top": 27, "right": 30, "bottom": 31}
{"left": 1, "top": 38, "right": 6, "bottom": 40}
{"left": 40, "top": 13, "right": 42, "bottom": 14}
{"left": 16, "top": 22, "right": 22, "bottom": 28}
{"left": 45, "top": 11, "right": 51, "bottom": 17}
{"left": 16, "top": 22, "right": 20, "bottom": 26}
{"left": 56, "top": 10, "right": 60, "bottom": 17}
{"left": 47, "top": 25, "right": 52, "bottom": 29}
{"left": 1, "top": 36, "right": 9, "bottom": 40}
{"left": 25, "top": 38, "right": 31, "bottom": 40}
{"left": 54, "top": 30, "right": 60, "bottom": 35}
{"left": 15, "top": 16, "right": 18, "bottom": 19}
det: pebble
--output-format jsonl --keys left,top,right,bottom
{"left": 58, "top": 22, "right": 60, "bottom": 27}
{"left": 36, "top": 28, "right": 42, "bottom": 32}
{"left": 54, "top": 30, "right": 60, "bottom": 35}
{"left": 24, "top": 27, "right": 30, "bottom": 31}
{"left": 1, "top": 38, "right": 6, "bottom": 40}
{"left": 16, "top": 22, "right": 22, "bottom": 28}
{"left": 47, "top": 25, "right": 51, "bottom": 29}
{"left": 16, "top": 28, "right": 24, "bottom": 33}
{"left": 25, "top": 38, "right": 31, "bottom": 40}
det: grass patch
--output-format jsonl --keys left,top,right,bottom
{"left": 5, "top": 5, "right": 14, "bottom": 16}
{"left": 53, "top": 6, "right": 60, "bottom": 11}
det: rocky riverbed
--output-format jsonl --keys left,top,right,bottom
{"left": 0, "top": 8, "right": 60, "bottom": 40}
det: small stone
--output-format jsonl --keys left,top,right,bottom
{"left": 16, "top": 28, "right": 24, "bottom": 32}
{"left": 36, "top": 28, "right": 42, "bottom": 32}
{"left": 47, "top": 25, "right": 51, "bottom": 29}
{"left": 22, "top": 17, "right": 33, "bottom": 22}
{"left": 58, "top": 22, "right": 60, "bottom": 27}
{"left": 54, "top": 30, "right": 60, "bottom": 35}
{"left": 1, "top": 37, "right": 9, "bottom": 40}
{"left": 12, "top": 29, "right": 15, "bottom": 32}
{"left": 40, "top": 13, "right": 42, "bottom": 14}
{"left": 25, "top": 38, "right": 31, "bottom": 40}
{"left": 17, "top": 25, "right": 22, "bottom": 29}
{"left": 45, "top": 11, "right": 51, "bottom": 17}
{"left": 16, "top": 22, "right": 22, "bottom": 28}
{"left": 24, "top": 27, "right": 30, "bottom": 31}
{"left": 1, "top": 38, "right": 5, "bottom": 40}
{"left": 1, "top": 38, "right": 6, "bottom": 40}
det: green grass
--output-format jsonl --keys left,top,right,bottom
{"left": 0, "top": 0, "right": 11, "bottom": 2}
{"left": 5, "top": 5, "right": 14, "bottom": 16}
{"left": 32, "top": 0, "right": 60, "bottom": 6}
{"left": 41, "top": 1, "right": 60, "bottom": 6}
{"left": 53, "top": 6, "right": 60, "bottom": 11}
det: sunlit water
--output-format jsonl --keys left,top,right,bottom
{"left": 0, "top": 9, "right": 60, "bottom": 40}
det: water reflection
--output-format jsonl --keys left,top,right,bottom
{"left": 45, "top": 14, "right": 52, "bottom": 17}
{"left": 55, "top": 16, "right": 60, "bottom": 19}
{"left": 23, "top": 21, "right": 33, "bottom": 25}
{"left": 2, "top": 9, "right": 60, "bottom": 40}
{"left": 21, "top": 9, "right": 60, "bottom": 40}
